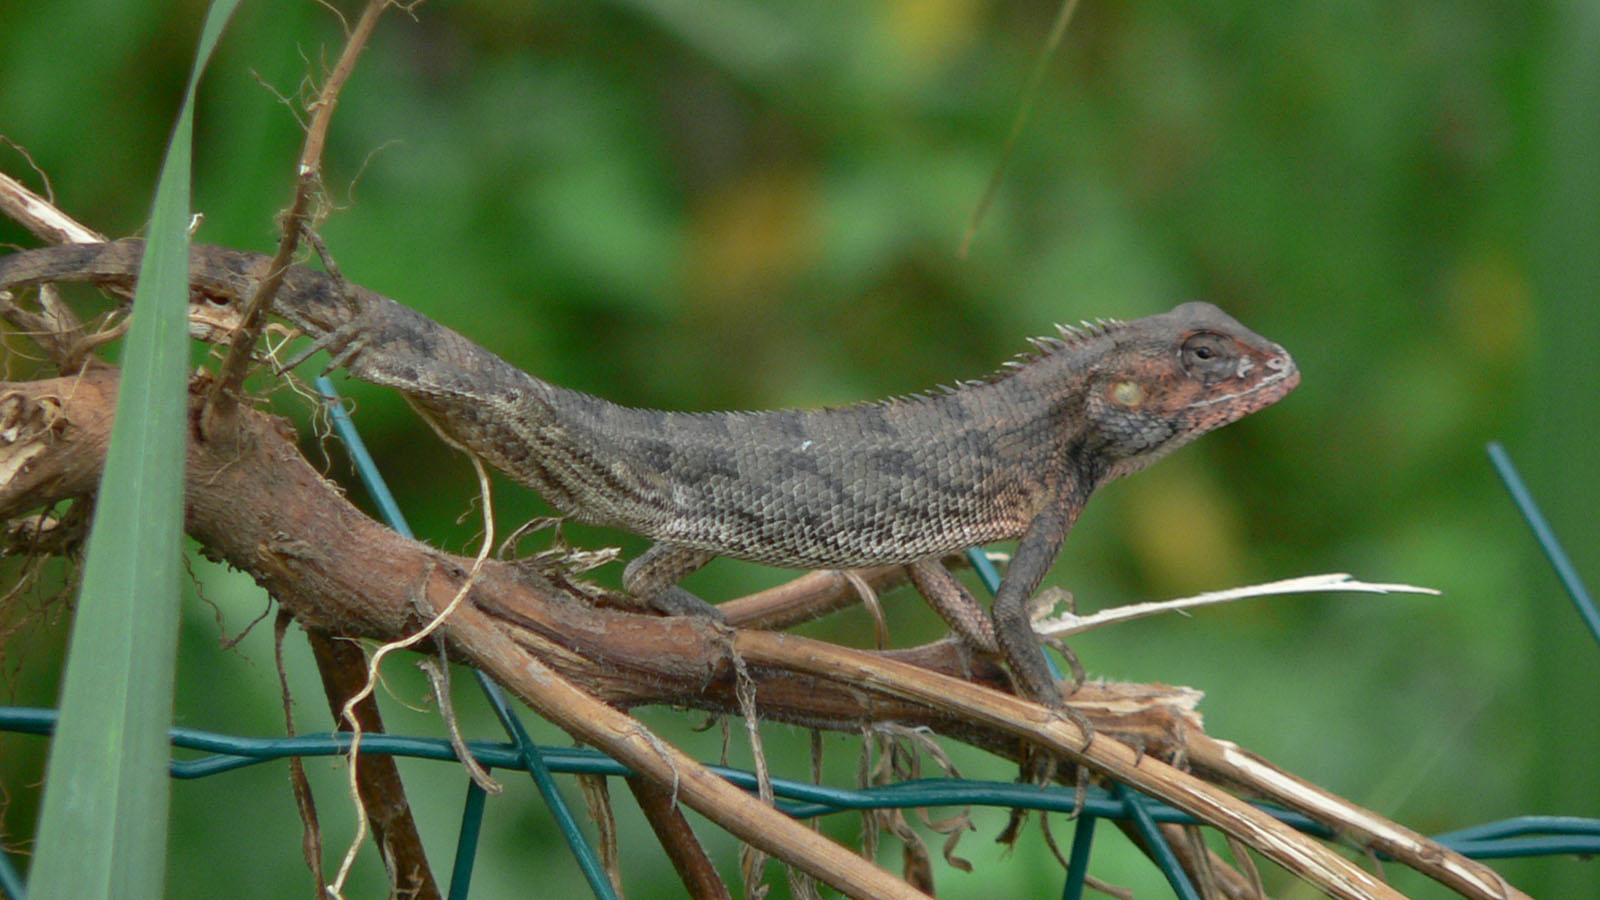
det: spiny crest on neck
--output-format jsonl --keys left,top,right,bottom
{"left": 925, "top": 316, "right": 1125, "bottom": 397}
{"left": 707, "top": 316, "right": 1133, "bottom": 412}
{"left": 1026, "top": 317, "right": 1124, "bottom": 357}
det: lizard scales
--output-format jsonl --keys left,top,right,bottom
{"left": 0, "top": 240, "right": 1300, "bottom": 704}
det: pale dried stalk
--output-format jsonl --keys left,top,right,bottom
{"left": 735, "top": 632, "right": 1410, "bottom": 900}
{"left": 445, "top": 604, "right": 936, "bottom": 900}
{"left": 0, "top": 170, "right": 103, "bottom": 245}
{"left": 1187, "top": 735, "right": 1518, "bottom": 900}
{"left": 1035, "top": 574, "right": 1440, "bottom": 638}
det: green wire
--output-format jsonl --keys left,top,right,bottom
{"left": 1116, "top": 783, "right": 1200, "bottom": 900}
{"left": 2, "top": 704, "right": 1597, "bottom": 882}
{"left": 1487, "top": 442, "right": 1600, "bottom": 647}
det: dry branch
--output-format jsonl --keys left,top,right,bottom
{"left": 0, "top": 367, "right": 931, "bottom": 900}
{"left": 0, "top": 354, "right": 1525, "bottom": 900}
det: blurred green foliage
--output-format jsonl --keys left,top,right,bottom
{"left": 1, "top": 1, "right": 1594, "bottom": 897}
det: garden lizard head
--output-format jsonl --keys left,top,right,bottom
{"left": 1081, "top": 300, "right": 1299, "bottom": 481}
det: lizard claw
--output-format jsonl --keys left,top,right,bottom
{"left": 647, "top": 585, "right": 728, "bottom": 623}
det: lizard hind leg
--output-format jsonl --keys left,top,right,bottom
{"left": 623, "top": 543, "right": 725, "bottom": 621}
{"left": 906, "top": 558, "right": 1000, "bottom": 655}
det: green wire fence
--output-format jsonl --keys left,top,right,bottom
{"left": 3, "top": 705, "right": 1597, "bottom": 900}
{"left": 2, "top": 388, "right": 1596, "bottom": 899}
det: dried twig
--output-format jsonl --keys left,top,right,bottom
{"left": 274, "top": 610, "right": 326, "bottom": 894}
{"left": 419, "top": 657, "right": 501, "bottom": 794}
{"left": 626, "top": 775, "right": 732, "bottom": 900}
{"left": 208, "top": 0, "right": 390, "bottom": 412}
{"left": 0, "top": 170, "right": 103, "bottom": 246}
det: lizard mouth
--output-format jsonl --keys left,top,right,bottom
{"left": 1185, "top": 351, "right": 1299, "bottom": 410}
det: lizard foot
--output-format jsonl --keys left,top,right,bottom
{"left": 276, "top": 315, "right": 358, "bottom": 374}
{"left": 997, "top": 703, "right": 1097, "bottom": 848}
{"left": 647, "top": 585, "right": 727, "bottom": 623}
{"left": 276, "top": 308, "right": 381, "bottom": 376}
{"left": 624, "top": 543, "right": 726, "bottom": 621}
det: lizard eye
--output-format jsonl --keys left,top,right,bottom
{"left": 1180, "top": 333, "right": 1234, "bottom": 380}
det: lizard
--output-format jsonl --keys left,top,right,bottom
{"left": 0, "top": 240, "right": 1300, "bottom": 708}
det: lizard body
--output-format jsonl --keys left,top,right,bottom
{"left": 0, "top": 240, "right": 1299, "bottom": 705}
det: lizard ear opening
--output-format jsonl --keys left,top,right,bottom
{"left": 1085, "top": 378, "right": 1179, "bottom": 462}
{"left": 1109, "top": 380, "right": 1144, "bottom": 408}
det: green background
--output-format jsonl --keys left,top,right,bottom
{"left": 1, "top": 0, "right": 1595, "bottom": 897}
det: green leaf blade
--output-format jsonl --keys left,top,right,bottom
{"left": 27, "top": 3, "right": 239, "bottom": 898}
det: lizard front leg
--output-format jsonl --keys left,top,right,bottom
{"left": 623, "top": 543, "right": 725, "bottom": 620}
{"left": 991, "top": 507, "right": 1074, "bottom": 708}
